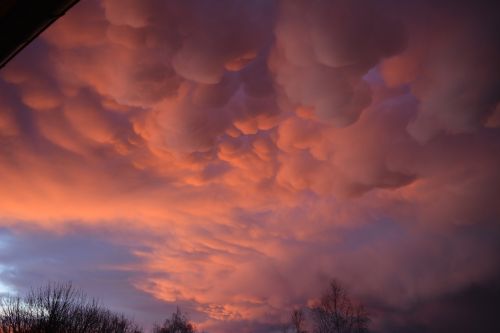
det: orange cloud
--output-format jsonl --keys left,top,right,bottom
{"left": 1, "top": 1, "right": 500, "bottom": 332}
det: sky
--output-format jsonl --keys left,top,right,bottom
{"left": 0, "top": 0, "right": 500, "bottom": 332}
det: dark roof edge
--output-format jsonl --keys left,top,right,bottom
{"left": 0, "top": 0, "right": 80, "bottom": 70}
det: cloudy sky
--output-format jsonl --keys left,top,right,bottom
{"left": 1, "top": 0, "right": 500, "bottom": 332}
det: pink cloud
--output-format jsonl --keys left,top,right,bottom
{"left": 1, "top": 0, "right": 499, "bottom": 332}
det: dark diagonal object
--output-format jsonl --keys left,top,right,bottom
{"left": 0, "top": 0, "right": 80, "bottom": 69}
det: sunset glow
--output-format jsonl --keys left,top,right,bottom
{"left": 1, "top": 1, "right": 500, "bottom": 332}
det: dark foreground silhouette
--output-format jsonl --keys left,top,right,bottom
{"left": 282, "top": 280, "right": 369, "bottom": 333}
{"left": 0, "top": 280, "right": 369, "bottom": 333}
{"left": 0, "top": 282, "right": 197, "bottom": 333}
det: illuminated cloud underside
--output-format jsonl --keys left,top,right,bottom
{"left": 0, "top": 0, "right": 499, "bottom": 332}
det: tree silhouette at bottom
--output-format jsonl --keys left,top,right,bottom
{"left": 284, "top": 280, "right": 370, "bottom": 333}
{"left": 0, "top": 282, "right": 141, "bottom": 333}
{"left": 153, "top": 308, "right": 196, "bottom": 333}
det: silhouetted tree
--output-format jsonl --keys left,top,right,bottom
{"left": 311, "top": 280, "right": 369, "bottom": 333}
{"left": 285, "top": 280, "right": 370, "bottom": 333}
{"left": 153, "top": 308, "right": 196, "bottom": 333}
{"left": 282, "top": 309, "right": 306, "bottom": 333}
{"left": 291, "top": 309, "right": 307, "bottom": 333}
{"left": 0, "top": 295, "right": 33, "bottom": 333}
{"left": 0, "top": 282, "right": 142, "bottom": 333}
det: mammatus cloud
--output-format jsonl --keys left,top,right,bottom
{"left": 271, "top": 0, "right": 405, "bottom": 126}
{"left": 1, "top": 0, "right": 499, "bottom": 332}
{"left": 381, "top": 0, "right": 500, "bottom": 142}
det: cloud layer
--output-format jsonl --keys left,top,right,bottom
{"left": 1, "top": 0, "right": 499, "bottom": 332}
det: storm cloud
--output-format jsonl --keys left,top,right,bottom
{"left": 1, "top": 0, "right": 499, "bottom": 332}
